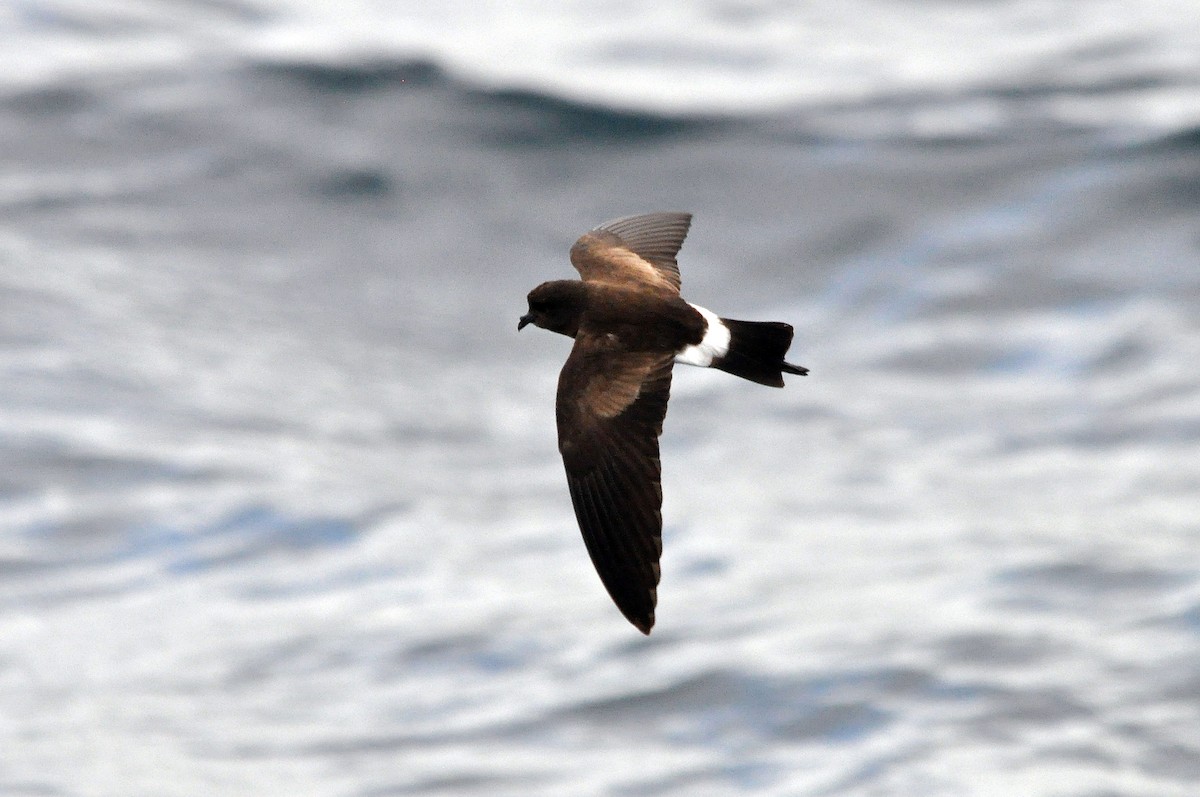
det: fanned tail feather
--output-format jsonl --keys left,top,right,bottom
{"left": 713, "top": 319, "right": 808, "bottom": 387}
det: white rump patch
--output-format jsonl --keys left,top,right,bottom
{"left": 674, "top": 304, "right": 730, "bottom": 367}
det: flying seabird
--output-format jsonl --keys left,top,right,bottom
{"left": 519, "top": 212, "right": 807, "bottom": 633}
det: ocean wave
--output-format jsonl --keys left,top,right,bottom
{"left": 248, "top": 56, "right": 446, "bottom": 93}
{"left": 235, "top": 47, "right": 1200, "bottom": 146}
{"left": 248, "top": 53, "right": 727, "bottom": 146}
{"left": 463, "top": 86, "right": 727, "bottom": 146}
{"left": 2, "top": 0, "right": 1199, "bottom": 142}
{"left": 1133, "top": 125, "right": 1200, "bottom": 153}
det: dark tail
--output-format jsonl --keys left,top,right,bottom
{"left": 713, "top": 319, "right": 809, "bottom": 387}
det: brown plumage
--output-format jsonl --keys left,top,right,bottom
{"left": 520, "top": 212, "right": 807, "bottom": 633}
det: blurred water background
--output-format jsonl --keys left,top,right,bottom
{"left": 2, "top": 1, "right": 1200, "bottom": 795}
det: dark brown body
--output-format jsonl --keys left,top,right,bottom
{"left": 527, "top": 279, "right": 707, "bottom": 352}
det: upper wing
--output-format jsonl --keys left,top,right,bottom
{"left": 569, "top": 212, "right": 692, "bottom": 294}
{"left": 555, "top": 334, "right": 675, "bottom": 633}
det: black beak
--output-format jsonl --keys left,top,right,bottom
{"left": 518, "top": 313, "right": 533, "bottom": 331}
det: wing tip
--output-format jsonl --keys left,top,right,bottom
{"left": 630, "top": 613, "right": 655, "bottom": 635}
{"left": 623, "top": 584, "right": 657, "bottom": 635}
{"left": 594, "top": 210, "right": 692, "bottom": 233}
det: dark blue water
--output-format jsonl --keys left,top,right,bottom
{"left": 2, "top": 3, "right": 1199, "bottom": 795}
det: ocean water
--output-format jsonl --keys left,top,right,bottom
{"left": 2, "top": 2, "right": 1200, "bottom": 795}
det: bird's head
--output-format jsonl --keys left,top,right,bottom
{"left": 518, "top": 280, "right": 585, "bottom": 338}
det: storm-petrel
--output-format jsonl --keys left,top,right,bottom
{"left": 519, "top": 212, "right": 807, "bottom": 633}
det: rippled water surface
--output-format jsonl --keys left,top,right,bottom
{"left": 2, "top": 2, "right": 1199, "bottom": 795}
